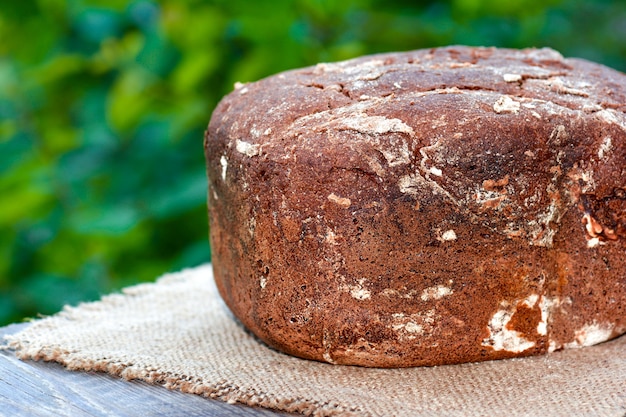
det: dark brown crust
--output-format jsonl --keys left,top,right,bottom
{"left": 205, "top": 46, "right": 626, "bottom": 367}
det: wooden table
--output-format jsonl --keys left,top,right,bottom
{"left": 0, "top": 323, "right": 293, "bottom": 416}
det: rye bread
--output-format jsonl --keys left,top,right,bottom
{"left": 205, "top": 46, "right": 626, "bottom": 367}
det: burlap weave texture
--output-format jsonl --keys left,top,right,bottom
{"left": 4, "top": 264, "right": 626, "bottom": 416}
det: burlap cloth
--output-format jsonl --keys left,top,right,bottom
{"left": 3, "top": 264, "right": 626, "bottom": 416}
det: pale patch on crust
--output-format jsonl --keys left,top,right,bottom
{"left": 398, "top": 173, "right": 430, "bottom": 196}
{"left": 327, "top": 193, "right": 352, "bottom": 208}
{"left": 449, "top": 61, "right": 473, "bottom": 69}
{"left": 324, "top": 228, "right": 339, "bottom": 246}
{"left": 314, "top": 59, "right": 387, "bottom": 81}
{"left": 583, "top": 213, "right": 604, "bottom": 238}
{"left": 537, "top": 296, "right": 560, "bottom": 336}
{"left": 381, "top": 288, "right": 416, "bottom": 299}
{"left": 233, "top": 81, "right": 248, "bottom": 94}
{"left": 482, "top": 295, "right": 540, "bottom": 353}
{"left": 247, "top": 217, "right": 256, "bottom": 237}
{"left": 379, "top": 138, "right": 411, "bottom": 167}
{"left": 429, "top": 166, "right": 443, "bottom": 177}
{"left": 398, "top": 172, "right": 460, "bottom": 207}
{"left": 474, "top": 188, "right": 508, "bottom": 210}
{"left": 236, "top": 139, "right": 260, "bottom": 157}
{"left": 430, "top": 114, "right": 448, "bottom": 129}
{"left": 363, "top": 154, "right": 386, "bottom": 177}
{"left": 564, "top": 322, "right": 615, "bottom": 348}
{"left": 350, "top": 287, "right": 371, "bottom": 300}
{"left": 440, "top": 229, "right": 457, "bottom": 241}
{"left": 483, "top": 309, "right": 536, "bottom": 352}
{"left": 472, "top": 175, "right": 511, "bottom": 213}
{"left": 420, "top": 285, "right": 453, "bottom": 301}
{"left": 389, "top": 310, "right": 437, "bottom": 340}
{"left": 528, "top": 199, "right": 562, "bottom": 247}
{"left": 547, "top": 77, "right": 590, "bottom": 97}
{"left": 521, "top": 294, "right": 539, "bottom": 308}
{"left": 396, "top": 140, "right": 461, "bottom": 206}
{"left": 549, "top": 124, "right": 569, "bottom": 145}
{"left": 322, "top": 328, "right": 336, "bottom": 364}
{"left": 503, "top": 73, "right": 522, "bottom": 82}
{"left": 340, "top": 114, "right": 414, "bottom": 136}
{"left": 340, "top": 278, "right": 371, "bottom": 300}
{"left": 598, "top": 136, "right": 612, "bottom": 160}
{"left": 336, "top": 113, "right": 413, "bottom": 167}
{"left": 596, "top": 109, "right": 626, "bottom": 132}
{"left": 586, "top": 237, "right": 605, "bottom": 248}
{"left": 220, "top": 155, "right": 228, "bottom": 181}
{"left": 493, "top": 96, "right": 521, "bottom": 114}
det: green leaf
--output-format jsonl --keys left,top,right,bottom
{"left": 149, "top": 170, "right": 207, "bottom": 218}
{"left": 73, "top": 7, "right": 124, "bottom": 44}
{"left": 172, "top": 51, "right": 218, "bottom": 93}
{"left": 107, "top": 66, "right": 155, "bottom": 132}
{"left": 69, "top": 204, "right": 141, "bottom": 236}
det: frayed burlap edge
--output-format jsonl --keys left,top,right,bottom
{"left": 2, "top": 266, "right": 361, "bottom": 416}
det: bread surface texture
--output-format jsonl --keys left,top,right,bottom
{"left": 205, "top": 46, "right": 626, "bottom": 367}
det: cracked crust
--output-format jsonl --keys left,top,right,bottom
{"left": 205, "top": 46, "right": 626, "bottom": 367}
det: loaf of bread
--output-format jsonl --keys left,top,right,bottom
{"left": 205, "top": 46, "right": 626, "bottom": 367}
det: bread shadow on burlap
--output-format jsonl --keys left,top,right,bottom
{"left": 3, "top": 264, "right": 626, "bottom": 417}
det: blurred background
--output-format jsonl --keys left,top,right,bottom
{"left": 1, "top": 0, "right": 624, "bottom": 326}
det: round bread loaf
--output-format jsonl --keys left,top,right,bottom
{"left": 205, "top": 46, "right": 626, "bottom": 367}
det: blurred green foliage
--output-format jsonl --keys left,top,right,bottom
{"left": 0, "top": 0, "right": 624, "bottom": 326}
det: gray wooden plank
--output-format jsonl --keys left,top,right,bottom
{"left": 0, "top": 323, "right": 294, "bottom": 417}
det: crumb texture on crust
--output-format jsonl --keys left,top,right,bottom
{"left": 206, "top": 46, "right": 626, "bottom": 367}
